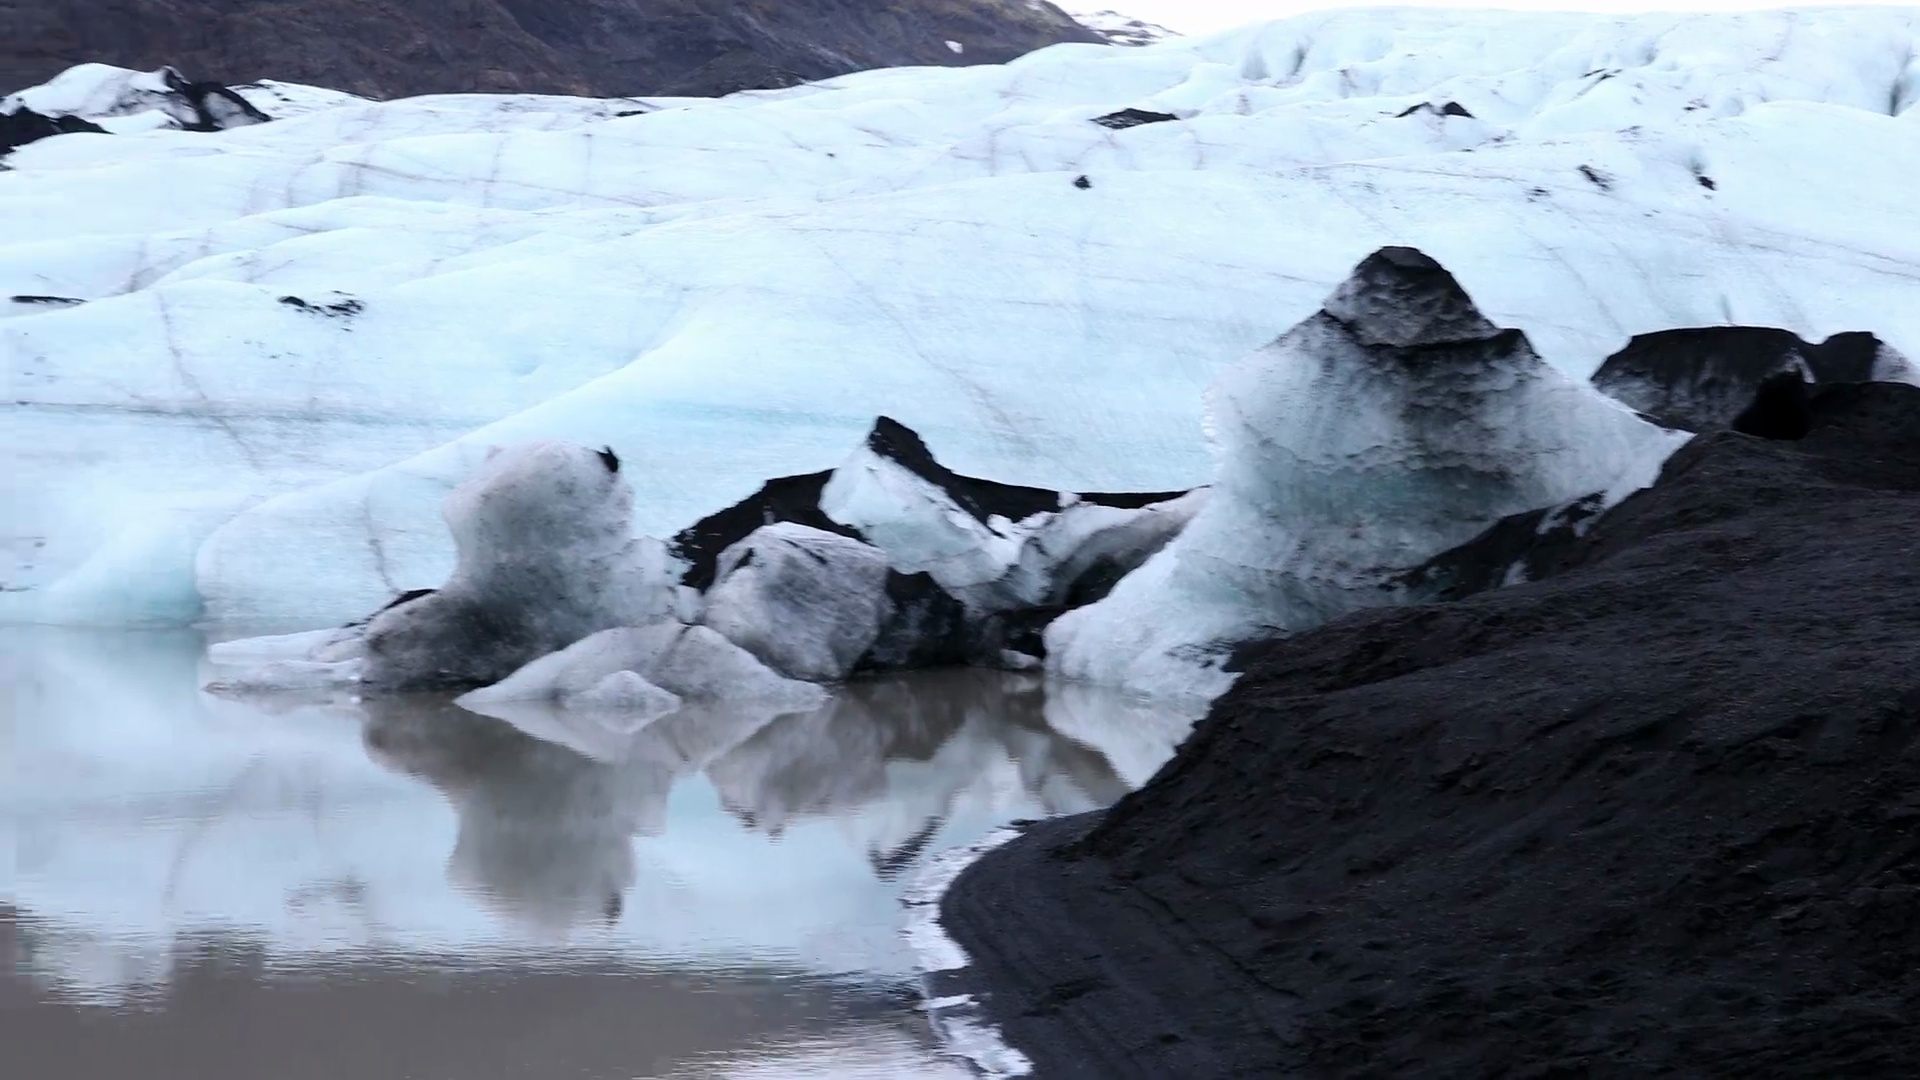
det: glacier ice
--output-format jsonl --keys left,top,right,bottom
{"left": 4, "top": 9, "right": 1920, "bottom": 625}
{"left": 1046, "top": 247, "right": 1691, "bottom": 701}
{"left": 681, "top": 417, "right": 1201, "bottom": 673}
{"left": 359, "top": 440, "right": 685, "bottom": 690}
{"left": 701, "top": 522, "right": 896, "bottom": 682}
{"left": 818, "top": 417, "right": 1196, "bottom": 617}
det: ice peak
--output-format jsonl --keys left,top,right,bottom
{"left": 1322, "top": 246, "right": 1501, "bottom": 349}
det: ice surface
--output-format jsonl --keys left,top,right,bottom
{"left": 1047, "top": 248, "right": 1691, "bottom": 701}
{"left": 702, "top": 522, "right": 895, "bottom": 682}
{"left": 456, "top": 623, "right": 830, "bottom": 712}
{"left": 5, "top": 10, "right": 1920, "bottom": 625}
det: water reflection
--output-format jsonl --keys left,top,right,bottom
{"left": 2, "top": 627, "right": 1197, "bottom": 1078}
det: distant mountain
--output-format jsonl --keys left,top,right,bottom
{"left": 0, "top": 0, "right": 1102, "bottom": 101}
{"left": 1070, "top": 8, "right": 1180, "bottom": 47}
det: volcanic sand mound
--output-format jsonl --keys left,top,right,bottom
{"left": 943, "top": 381, "right": 1920, "bottom": 1078}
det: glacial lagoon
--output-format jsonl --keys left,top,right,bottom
{"left": 1, "top": 627, "right": 1194, "bottom": 1079}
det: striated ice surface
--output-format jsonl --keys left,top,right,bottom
{"left": 3, "top": 9, "right": 1919, "bottom": 625}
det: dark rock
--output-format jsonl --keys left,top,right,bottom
{"left": 343, "top": 587, "right": 438, "bottom": 629}
{"left": 1073, "top": 174, "right": 1092, "bottom": 189}
{"left": 1091, "top": 107, "right": 1177, "bottom": 129}
{"left": 278, "top": 294, "right": 363, "bottom": 317}
{"left": 1732, "top": 370, "right": 1813, "bottom": 440}
{"left": 159, "top": 66, "right": 271, "bottom": 130}
{"left": 856, "top": 569, "right": 972, "bottom": 672}
{"left": 7, "top": 294, "right": 87, "bottom": 306}
{"left": 0, "top": 0, "right": 1102, "bottom": 103}
{"left": 671, "top": 470, "right": 858, "bottom": 591}
{"left": 1387, "top": 491, "right": 1606, "bottom": 604}
{"left": 866, "top": 415, "right": 1182, "bottom": 522}
{"left": 1320, "top": 244, "right": 1500, "bottom": 348}
{"left": 1394, "top": 100, "right": 1473, "bottom": 119}
{"left": 0, "top": 105, "right": 103, "bottom": 155}
{"left": 945, "top": 381, "right": 1920, "bottom": 1078}
{"left": 1592, "top": 326, "right": 1905, "bottom": 432}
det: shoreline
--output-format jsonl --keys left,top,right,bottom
{"left": 904, "top": 825, "right": 1040, "bottom": 1079}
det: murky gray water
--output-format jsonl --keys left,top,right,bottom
{"left": 0, "top": 628, "right": 1193, "bottom": 1079}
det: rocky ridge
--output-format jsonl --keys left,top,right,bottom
{"left": 0, "top": 0, "right": 1101, "bottom": 102}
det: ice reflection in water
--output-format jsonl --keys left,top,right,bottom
{"left": 1, "top": 628, "right": 1197, "bottom": 1079}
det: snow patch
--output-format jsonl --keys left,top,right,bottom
{"left": 1072, "top": 9, "right": 1181, "bottom": 47}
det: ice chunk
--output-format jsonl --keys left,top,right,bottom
{"left": 206, "top": 626, "right": 361, "bottom": 664}
{"left": 681, "top": 419, "right": 1200, "bottom": 672}
{"left": 361, "top": 441, "right": 684, "bottom": 690}
{"left": 201, "top": 658, "right": 363, "bottom": 694}
{"left": 702, "top": 523, "right": 895, "bottom": 682}
{"left": 563, "top": 670, "right": 683, "bottom": 714}
{"left": 819, "top": 424, "right": 1037, "bottom": 599}
{"left": 456, "top": 623, "right": 829, "bottom": 712}
{"left": 818, "top": 417, "right": 1197, "bottom": 614}
{"left": 1048, "top": 247, "right": 1691, "bottom": 701}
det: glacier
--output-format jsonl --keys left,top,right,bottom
{"left": 4, "top": 9, "right": 1920, "bottom": 628}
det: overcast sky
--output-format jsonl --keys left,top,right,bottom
{"left": 1110, "top": 0, "right": 1915, "bottom": 35}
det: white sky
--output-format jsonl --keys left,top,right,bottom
{"left": 1107, "top": 0, "right": 1917, "bottom": 35}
